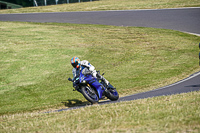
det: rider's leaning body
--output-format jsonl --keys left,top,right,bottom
{"left": 70, "top": 57, "right": 109, "bottom": 86}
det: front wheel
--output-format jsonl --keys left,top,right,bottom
{"left": 105, "top": 88, "right": 119, "bottom": 101}
{"left": 81, "top": 86, "right": 99, "bottom": 104}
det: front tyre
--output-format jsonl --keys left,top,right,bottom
{"left": 105, "top": 88, "right": 119, "bottom": 101}
{"left": 81, "top": 86, "right": 99, "bottom": 104}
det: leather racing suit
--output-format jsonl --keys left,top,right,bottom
{"left": 72, "top": 60, "right": 109, "bottom": 85}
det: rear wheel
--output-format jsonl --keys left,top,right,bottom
{"left": 105, "top": 88, "right": 119, "bottom": 101}
{"left": 81, "top": 86, "right": 99, "bottom": 104}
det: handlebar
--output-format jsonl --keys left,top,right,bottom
{"left": 68, "top": 77, "right": 73, "bottom": 82}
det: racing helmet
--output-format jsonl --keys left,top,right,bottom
{"left": 70, "top": 57, "right": 80, "bottom": 68}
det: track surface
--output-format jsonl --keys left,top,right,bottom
{"left": 52, "top": 72, "right": 200, "bottom": 112}
{"left": 0, "top": 8, "right": 200, "bottom": 35}
{"left": 0, "top": 8, "right": 200, "bottom": 112}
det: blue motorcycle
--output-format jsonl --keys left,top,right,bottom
{"left": 68, "top": 68, "right": 119, "bottom": 104}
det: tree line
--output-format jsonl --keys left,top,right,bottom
{"left": 1, "top": 0, "right": 96, "bottom": 7}
{"left": 1, "top": 0, "right": 33, "bottom": 7}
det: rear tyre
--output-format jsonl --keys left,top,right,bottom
{"left": 81, "top": 86, "right": 99, "bottom": 104}
{"left": 105, "top": 88, "right": 119, "bottom": 101}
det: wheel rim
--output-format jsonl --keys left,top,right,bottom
{"left": 85, "top": 86, "right": 98, "bottom": 101}
{"left": 109, "top": 89, "right": 118, "bottom": 96}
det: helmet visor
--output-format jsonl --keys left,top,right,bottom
{"left": 72, "top": 62, "right": 78, "bottom": 68}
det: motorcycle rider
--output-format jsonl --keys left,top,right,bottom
{"left": 70, "top": 56, "right": 109, "bottom": 86}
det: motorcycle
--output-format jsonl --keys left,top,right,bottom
{"left": 68, "top": 68, "right": 119, "bottom": 104}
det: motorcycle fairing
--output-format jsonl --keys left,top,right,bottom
{"left": 79, "top": 70, "right": 105, "bottom": 99}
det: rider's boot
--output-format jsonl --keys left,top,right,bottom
{"left": 96, "top": 72, "right": 109, "bottom": 86}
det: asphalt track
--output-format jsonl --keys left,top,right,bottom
{"left": 0, "top": 7, "right": 200, "bottom": 35}
{"left": 51, "top": 71, "right": 200, "bottom": 112}
{"left": 0, "top": 8, "right": 200, "bottom": 112}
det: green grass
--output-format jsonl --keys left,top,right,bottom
{"left": 0, "top": 0, "right": 200, "bottom": 132}
{"left": 0, "top": 0, "right": 200, "bottom": 14}
{"left": 0, "top": 21, "right": 200, "bottom": 115}
{"left": 1, "top": 91, "right": 199, "bottom": 132}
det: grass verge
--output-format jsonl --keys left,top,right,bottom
{"left": 0, "top": 0, "right": 200, "bottom": 14}
{"left": 1, "top": 91, "right": 199, "bottom": 132}
{"left": 0, "top": 21, "right": 200, "bottom": 115}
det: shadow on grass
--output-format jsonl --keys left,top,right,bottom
{"left": 61, "top": 99, "right": 91, "bottom": 107}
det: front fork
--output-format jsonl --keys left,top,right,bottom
{"left": 85, "top": 84, "right": 95, "bottom": 95}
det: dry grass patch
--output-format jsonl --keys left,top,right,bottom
{"left": 0, "top": 91, "right": 199, "bottom": 132}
